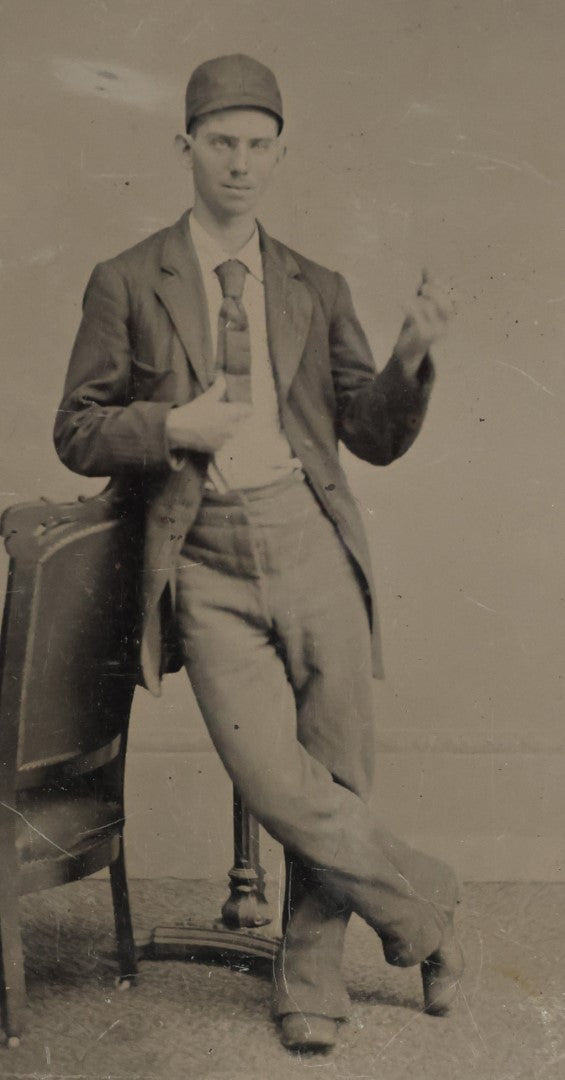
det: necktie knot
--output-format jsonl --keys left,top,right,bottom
{"left": 215, "top": 259, "right": 247, "bottom": 300}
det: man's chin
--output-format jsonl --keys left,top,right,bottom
{"left": 217, "top": 198, "right": 257, "bottom": 219}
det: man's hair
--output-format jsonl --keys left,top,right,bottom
{"left": 187, "top": 114, "right": 206, "bottom": 137}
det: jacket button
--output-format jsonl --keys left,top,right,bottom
{"left": 302, "top": 437, "right": 313, "bottom": 449}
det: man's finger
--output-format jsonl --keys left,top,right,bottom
{"left": 224, "top": 403, "right": 253, "bottom": 420}
{"left": 209, "top": 374, "right": 227, "bottom": 398}
{"left": 417, "top": 285, "right": 454, "bottom": 319}
{"left": 417, "top": 267, "right": 431, "bottom": 294}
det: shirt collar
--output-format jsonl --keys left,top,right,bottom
{"left": 189, "top": 211, "right": 264, "bottom": 284}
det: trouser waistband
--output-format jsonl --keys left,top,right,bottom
{"left": 201, "top": 469, "right": 306, "bottom": 506}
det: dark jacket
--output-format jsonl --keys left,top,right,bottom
{"left": 54, "top": 210, "right": 434, "bottom": 695}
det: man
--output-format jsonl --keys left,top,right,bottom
{"left": 54, "top": 54, "right": 463, "bottom": 1053}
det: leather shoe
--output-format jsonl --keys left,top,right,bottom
{"left": 421, "top": 923, "right": 464, "bottom": 1015}
{"left": 280, "top": 1013, "right": 338, "bottom": 1052}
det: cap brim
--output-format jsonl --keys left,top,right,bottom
{"left": 187, "top": 97, "right": 283, "bottom": 132}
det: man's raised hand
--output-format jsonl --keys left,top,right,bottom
{"left": 392, "top": 270, "right": 454, "bottom": 375}
{"left": 165, "top": 375, "right": 252, "bottom": 453}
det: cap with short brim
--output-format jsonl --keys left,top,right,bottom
{"left": 185, "top": 54, "right": 283, "bottom": 133}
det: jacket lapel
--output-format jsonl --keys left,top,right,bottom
{"left": 154, "top": 215, "right": 313, "bottom": 399}
{"left": 155, "top": 211, "right": 213, "bottom": 393}
{"left": 260, "top": 227, "right": 313, "bottom": 400}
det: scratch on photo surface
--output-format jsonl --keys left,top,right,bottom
{"left": 376, "top": 1004, "right": 427, "bottom": 1055}
{"left": 275, "top": 851, "right": 286, "bottom": 925}
{"left": 459, "top": 981, "right": 489, "bottom": 1054}
{"left": 95, "top": 1018, "right": 121, "bottom": 1043}
{"left": 449, "top": 149, "right": 557, "bottom": 186}
{"left": 133, "top": 15, "right": 167, "bottom": 36}
{"left": 400, "top": 101, "right": 440, "bottom": 122}
{"left": 181, "top": 17, "right": 216, "bottom": 42}
{"left": 0, "top": 800, "right": 77, "bottom": 858}
{"left": 471, "top": 928, "right": 485, "bottom": 1002}
{"left": 463, "top": 595, "right": 497, "bottom": 614}
{"left": 271, "top": 859, "right": 305, "bottom": 1019}
{"left": 494, "top": 360, "right": 555, "bottom": 397}
{"left": 28, "top": 247, "right": 64, "bottom": 266}
{"left": 86, "top": 171, "right": 153, "bottom": 180}
{"left": 76, "top": 1018, "right": 122, "bottom": 1063}
{"left": 495, "top": 926, "right": 550, "bottom": 961}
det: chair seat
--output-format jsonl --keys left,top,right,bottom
{"left": 15, "top": 787, "right": 122, "bottom": 864}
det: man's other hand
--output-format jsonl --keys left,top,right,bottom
{"left": 165, "top": 375, "right": 251, "bottom": 453}
{"left": 392, "top": 270, "right": 454, "bottom": 375}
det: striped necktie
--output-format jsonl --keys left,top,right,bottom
{"left": 215, "top": 259, "right": 251, "bottom": 403}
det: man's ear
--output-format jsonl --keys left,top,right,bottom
{"left": 174, "top": 133, "right": 193, "bottom": 171}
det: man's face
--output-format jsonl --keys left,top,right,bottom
{"left": 187, "top": 108, "right": 283, "bottom": 220}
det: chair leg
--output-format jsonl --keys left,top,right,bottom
{"left": 109, "top": 835, "right": 138, "bottom": 987}
{"left": 0, "top": 900, "right": 27, "bottom": 1045}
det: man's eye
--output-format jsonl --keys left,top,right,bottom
{"left": 252, "top": 140, "right": 272, "bottom": 151}
{"left": 211, "top": 136, "right": 231, "bottom": 148}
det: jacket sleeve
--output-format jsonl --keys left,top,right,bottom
{"left": 329, "top": 272, "right": 435, "bottom": 466}
{"left": 54, "top": 261, "right": 183, "bottom": 477}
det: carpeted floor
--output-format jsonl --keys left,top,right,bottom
{"left": 1, "top": 879, "right": 564, "bottom": 1080}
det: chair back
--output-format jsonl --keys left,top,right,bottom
{"left": 0, "top": 492, "right": 140, "bottom": 794}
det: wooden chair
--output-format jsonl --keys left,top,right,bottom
{"left": 0, "top": 492, "right": 140, "bottom": 1046}
{"left": 0, "top": 490, "right": 277, "bottom": 1047}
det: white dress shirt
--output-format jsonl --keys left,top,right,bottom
{"left": 189, "top": 213, "right": 301, "bottom": 491}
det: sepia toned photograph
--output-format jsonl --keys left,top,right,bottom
{"left": 0, "top": 2, "right": 563, "bottom": 1078}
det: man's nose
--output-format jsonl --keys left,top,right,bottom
{"left": 230, "top": 142, "right": 249, "bottom": 173}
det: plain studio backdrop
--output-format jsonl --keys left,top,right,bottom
{"left": 1, "top": 0, "right": 563, "bottom": 890}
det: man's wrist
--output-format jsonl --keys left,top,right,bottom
{"left": 160, "top": 408, "right": 185, "bottom": 470}
{"left": 391, "top": 349, "right": 426, "bottom": 379}
{"left": 165, "top": 407, "right": 185, "bottom": 449}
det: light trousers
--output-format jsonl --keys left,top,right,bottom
{"left": 175, "top": 473, "right": 458, "bottom": 1019}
